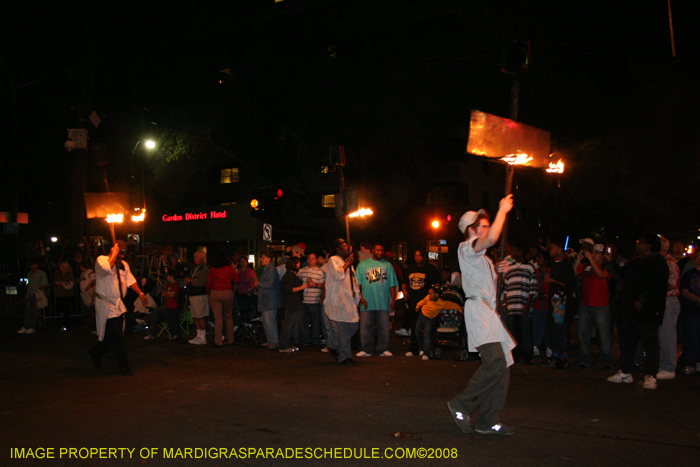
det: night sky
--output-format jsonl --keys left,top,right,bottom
{"left": 3, "top": 0, "right": 700, "bottom": 251}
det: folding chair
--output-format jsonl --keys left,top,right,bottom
{"left": 180, "top": 308, "right": 193, "bottom": 336}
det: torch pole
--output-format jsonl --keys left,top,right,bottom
{"left": 495, "top": 73, "right": 521, "bottom": 314}
{"left": 338, "top": 162, "right": 351, "bottom": 245}
{"left": 109, "top": 223, "right": 117, "bottom": 245}
{"left": 495, "top": 160, "right": 515, "bottom": 316}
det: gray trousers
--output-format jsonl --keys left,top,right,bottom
{"left": 335, "top": 321, "right": 359, "bottom": 362}
{"left": 449, "top": 342, "right": 510, "bottom": 430}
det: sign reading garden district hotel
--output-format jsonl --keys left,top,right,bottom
{"left": 162, "top": 210, "right": 227, "bottom": 222}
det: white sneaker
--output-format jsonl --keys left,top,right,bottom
{"left": 188, "top": 336, "right": 206, "bottom": 345}
{"left": 405, "top": 351, "right": 416, "bottom": 357}
{"left": 17, "top": 327, "right": 27, "bottom": 334}
{"left": 546, "top": 347, "right": 552, "bottom": 358}
{"left": 419, "top": 350, "right": 424, "bottom": 356}
{"left": 356, "top": 351, "right": 372, "bottom": 357}
{"left": 656, "top": 370, "right": 675, "bottom": 380}
{"left": 607, "top": 370, "right": 633, "bottom": 383}
{"left": 643, "top": 375, "right": 657, "bottom": 390}
{"left": 395, "top": 328, "right": 411, "bottom": 337}
{"left": 25, "top": 328, "right": 36, "bottom": 334}
{"left": 380, "top": 351, "right": 393, "bottom": 357}
{"left": 321, "top": 347, "right": 330, "bottom": 353}
{"left": 533, "top": 347, "right": 541, "bottom": 356}
{"left": 422, "top": 355, "right": 429, "bottom": 361}
{"left": 144, "top": 335, "right": 156, "bottom": 340}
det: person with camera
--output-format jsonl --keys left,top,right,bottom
{"left": 574, "top": 243, "right": 613, "bottom": 369}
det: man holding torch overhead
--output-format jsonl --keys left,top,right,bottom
{"left": 88, "top": 239, "right": 148, "bottom": 376}
{"left": 447, "top": 194, "right": 516, "bottom": 436}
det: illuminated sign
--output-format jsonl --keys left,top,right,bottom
{"left": 161, "top": 210, "right": 228, "bottom": 222}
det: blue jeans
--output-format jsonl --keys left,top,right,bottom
{"left": 659, "top": 297, "right": 680, "bottom": 372}
{"left": 300, "top": 303, "right": 323, "bottom": 346}
{"left": 532, "top": 305, "right": 548, "bottom": 347}
{"left": 360, "top": 309, "right": 390, "bottom": 354}
{"left": 261, "top": 310, "right": 279, "bottom": 346}
{"left": 578, "top": 304, "right": 613, "bottom": 367}
{"left": 415, "top": 313, "right": 435, "bottom": 355}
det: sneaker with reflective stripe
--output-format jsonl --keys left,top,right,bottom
{"left": 446, "top": 401, "right": 472, "bottom": 434}
{"left": 607, "top": 370, "right": 633, "bottom": 383}
{"left": 656, "top": 370, "right": 675, "bottom": 380}
{"left": 643, "top": 375, "right": 657, "bottom": 389}
{"left": 475, "top": 423, "right": 514, "bottom": 435}
{"left": 356, "top": 351, "right": 372, "bottom": 357}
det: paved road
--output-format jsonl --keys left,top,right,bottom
{"left": 2, "top": 320, "right": 699, "bottom": 467}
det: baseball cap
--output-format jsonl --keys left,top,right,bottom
{"left": 579, "top": 238, "right": 594, "bottom": 246}
{"left": 458, "top": 209, "right": 486, "bottom": 235}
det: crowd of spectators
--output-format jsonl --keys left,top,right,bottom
{"left": 14, "top": 233, "right": 700, "bottom": 386}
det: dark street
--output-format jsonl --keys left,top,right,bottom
{"left": 2, "top": 320, "right": 698, "bottom": 467}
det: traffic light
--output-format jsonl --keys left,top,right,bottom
{"left": 250, "top": 186, "right": 284, "bottom": 218}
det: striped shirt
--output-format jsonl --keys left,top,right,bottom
{"left": 503, "top": 262, "right": 538, "bottom": 315}
{"left": 298, "top": 266, "right": 325, "bottom": 304}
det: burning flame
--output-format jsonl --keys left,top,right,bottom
{"left": 546, "top": 160, "right": 565, "bottom": 174}
{"left": 502, "top": 152, "right": 533, "bottom": 166}
{"left": 132, "top": 210, "right": 146, "bottom": 222}
{"left": 348, "top": 208, "right": 373, "bottom": 218}
{"left": 106, "top": 213, "right": 124, "bottom": 224}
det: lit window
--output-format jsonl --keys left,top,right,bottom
{"left": 322, "top": 194, "right": 335, "bottom": 208}
{"left": 220, "top": 168, "right": 239, "bottom": 184}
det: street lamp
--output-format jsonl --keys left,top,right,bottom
{"left": 132, "top": 139, "right": 157, "bottom": 265}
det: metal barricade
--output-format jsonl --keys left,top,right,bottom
{"left": 0, "top": 281, "right": 83, "bottom": 324}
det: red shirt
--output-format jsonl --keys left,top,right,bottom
{"left": 165, "top": 282, "right": 180, "bottom": 309}
{"left": 207, "top": 265, "right": 239, "bottom": 294}
{"left": 577, "top": 262, "right": 610, "bottom": 307}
